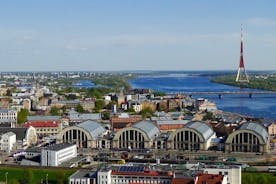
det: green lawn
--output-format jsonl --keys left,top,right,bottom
{"left": 0, "top": 167, "right": 77, "bottom": 184}
{"left": 242, "top": 172, "right": 276, "bottom": 184}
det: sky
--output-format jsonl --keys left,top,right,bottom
{"left": 0, "top": 0, "right": 276, "bottom": 71}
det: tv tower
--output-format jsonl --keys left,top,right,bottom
{"left": 235, "top": 24, "right": 249, "bottom": 83}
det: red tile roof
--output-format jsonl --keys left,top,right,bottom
{"left": 195, "top": 173, "right": 224, "bottom": 184}
{"left": 23, "top": 121, "right": 59, "bottom": 128}
{"left": 171, "top": 178, "right": 194, "bottom": 184}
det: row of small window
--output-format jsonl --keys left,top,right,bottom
{"left": 0, "top": 116, "right": 16, "bottom": 119}
{"left": 110, "top": 179, "right": 168, "bottom": 184}
{"left": 37, "top": 129, "right": 57, "bottom": 132}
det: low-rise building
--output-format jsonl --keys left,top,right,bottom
{"left": 23, "top": 120, "right": 62, "bottom": 138}
{"left": 0, "top": 127, "right": 37, "bottom": 149}
{"left": 41, "top": 143, "right": 77, "bottom": 167}
{"left": 0, "top": 132, "right": 16, "bottom": 152}
{"left": 0, "top": 109, "right": 17, "bottom": 127}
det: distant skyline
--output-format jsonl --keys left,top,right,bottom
{"left": 0, "top": 0, "right": 276, "bottom": 71}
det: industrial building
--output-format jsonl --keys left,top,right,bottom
{"left": 57, "top": 120, "right": 109, "bottom": 148}
{"left": 167, "top": 121, "right": 216, "bottom": 151}
{"left": 112, "top": 120, "right": 160, "bottom": 149}
{"left": 225, "top": 122, "right": 269, "bottom": 153}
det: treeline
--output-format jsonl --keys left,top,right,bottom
{"left": 211, "top": 75, "right": 276, "bottom": 91}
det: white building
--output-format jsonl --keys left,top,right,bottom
{"left": 0, "top": 109, "right": 17, "bottom": 127}
{"left": 69, "top": 170, "right": 97, "bottom": 184}
{"left": 41, "top": 143, "right": 77, "bottom": 167}
{"left": 204, "top": 166, "right": 241, "bottom": 184}
{"left": 0, "top": 132, "right": 16, "bottom": 152}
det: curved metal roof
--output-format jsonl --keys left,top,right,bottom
{"left": 239, "top": 122, "right": 268, "bottom": 143}
{"left": 76, "top": 120, "right": 106, "bottom": 139}
{"left": 185, "top": 121, "right": 215, "bottom": 140}
{"left": 132, "top": 120, "right": 160, "bottom": 139}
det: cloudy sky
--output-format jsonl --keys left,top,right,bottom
{"left": 0, "top": 0, "right": 276, "bottom": 71}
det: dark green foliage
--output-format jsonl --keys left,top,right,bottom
{"left": 50, "top": 106, "right": 60, "bottom": 116}
{"left": 101, "top": 111, "right": 110, "bottom": 120}
{"left": 242, "top": 173, "right": 276, "bottom": 184}
{"left": 75, "top": 104, "right": 84, "bottom": 113}
{"left": 153, "top": 91, "right": 166, "bottom": 97}
{"left": 202, "top": 111, "right": 215, "bottom": 121}
{"left": 140, "top": 107, "right": 154, "bottom": 118}
{"left": 56, "top": 171, "right": 65, "bottom": 184}
{"left": 0, "top": 167, "right": 76, "bottom": 184}
{"left": 94, "top": 100, "right": 105, "bottom": 112}
{"left": 17, "top": 109, "right": 29, "bottom": 125}
{"left": 211, "top": 75, "right": 276, "bottom": 91}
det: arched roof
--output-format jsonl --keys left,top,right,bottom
{"left": 185, "top": 121, "right": 215, "bottom": 140}
{"left": 238, "top": 122, "right": 268, "bottom": 143}
{"left": 76, "top": 120, "right": 106, "bottom": 139}
{"left": 132, "top": 120, "right": 160, "bottom": 139}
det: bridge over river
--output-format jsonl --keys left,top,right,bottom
{"left": 181, "top": 91, "right": 276, "bottom": 98}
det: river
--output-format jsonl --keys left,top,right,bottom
{"left": 129, "top": 72, "right": 276, "bottom": 119}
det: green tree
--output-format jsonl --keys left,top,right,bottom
{"left": 21, "top": 169, "right": 34, "bottom": 184}
{"left": 9, "top": 179, "right": 19, "bottom": 184}
{"left": 17, "top": 108, "right": 29, "bottom": 125}
{"left": 140, "top": 107, "right": 154, "bottom": 118}
{"left": 50, "top": 106, "right": 60, "bottom": 116}
{"left": 56, "top": 170, "right": 65, "bottom": 184}
{"left": 101, "top": 111, "right": 110, "bottom": 120}
{"left": 75, "top": 104, "right": 84, "bottom": 113}
{"left": 202, "top": 111, "right": 215, "bottom": 121}
{"left": 94, "top": 100, "right": 105, "bottom": 112}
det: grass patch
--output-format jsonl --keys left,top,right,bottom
{"left": 242, "top": 172, "right": 276, "bottom": 184}
{"left": 0, "top": 166, "right": 77, "bottom": 184}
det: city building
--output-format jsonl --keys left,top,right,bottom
{"left": 112, "top": 120, "right": 160, "bottom": 149}
{"left": 0, "top": 127, "right": 37, "bottom": 149}
{"left": 57, "top": 120, "right": 109, "bottom": 148}
{"left": 167, "top": 121, "right": 216, "bottom": 151}
{"left": 24, "top": 116, "right": 62, "bottom": 138}
{"left": 69, "top": 165, "right": 227, "bottom": 184}
{"left": 41, "top": 143, "right": 77, "bottom": 167}
{"left": 69, "top": 170, "right": 97, "bottom": 184}
{"left": 68, "top": 109, "right": 101, "bottom": 123}
{"left": 203, "top": 166, "right": 241, "bottom": 184}
{"left": 0, "top": 132, "right": 16, "bottom": 152}
{"left": 111, "top": 114, "right": 142, "bottom": 132}
{"left": 0, "top": 109, "right": 17, "bottom": 127}
{"left": 225, "top": 122, "right": 270, "bottom": 153}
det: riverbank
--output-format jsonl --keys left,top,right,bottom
{"left": 211, "top": 75, "right": 276, "bottom": 91}
{"left": 129, "top": 73, "right": 276, "bottom": 119}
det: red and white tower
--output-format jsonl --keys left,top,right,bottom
{"left": 235, "top": 24, "right": 249, "bottom": 83}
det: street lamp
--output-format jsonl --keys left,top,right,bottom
{"left": 5, "top": 172, "right": 8, "bottom": 184}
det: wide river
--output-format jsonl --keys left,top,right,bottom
{"left": 129, "top": 73, "right": 276, "bottom": 119}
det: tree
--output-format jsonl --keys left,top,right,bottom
{"left": 94, "top": 100, "right": 105, "bottom": 112}
{"left": 50, "top": 106, "right": 60, "bottom": 116}
{"left": 202, "top": 111, "right": 215, "bottom": 121}
{"left": 75, "top": 104, "right": 84, "bottom": 113}
{"left": 140, "top": 107, "right": 154, "bottom": 118}
{"left": 56, "top": 170, "right": 65, "bottom": 184}
{"left": 101, "top": 111, "right": 110, "bottom": 120}
{"left": 21, "top": 169, "right": 34, "bottom": 184}
{"left": 17, "top": 108, "right": 29, "bottom": 125}
{"left": 9, "top": 179, "right": 19, "bottom": 184}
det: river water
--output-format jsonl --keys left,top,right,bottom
{"left": 129, "top": 73, "right": 276, "bottom": 119}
